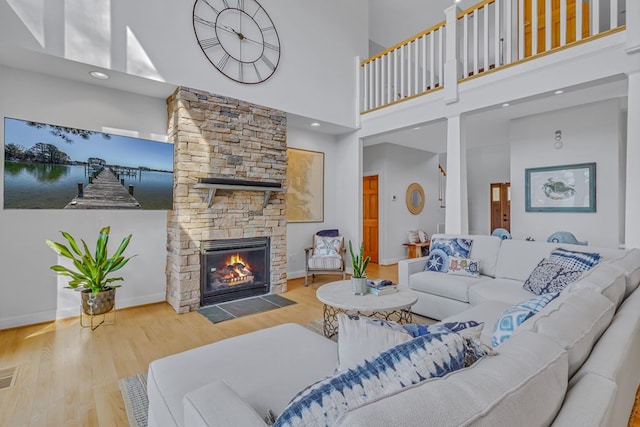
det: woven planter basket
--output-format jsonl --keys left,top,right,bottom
{"left": 81, "top": 288, "right": 116, "bottom": 315}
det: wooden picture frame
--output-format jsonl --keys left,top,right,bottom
{"left": 525, "top": 162, "right": 596, "bottom": 212}
{"left": 286, "top": 148, "right": 324, "bottom": 222}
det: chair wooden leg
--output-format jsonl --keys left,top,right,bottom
{"left": 304, "top": 272, "right": 308, "bottom": 287}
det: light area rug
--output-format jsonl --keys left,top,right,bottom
{"left": 119, "top": 373, "right": 148, "bottom": 427}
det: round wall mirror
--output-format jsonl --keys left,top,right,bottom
{"left": 406, "top": 183, "right": 425, "bottom": 215}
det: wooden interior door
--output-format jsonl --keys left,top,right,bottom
{"left": 490, "top": 183, "right": 511, "bottom": 233}
{"left": 523, "top": 0, "right": 590, "bottom": 57}
{"left": 363, "top": 175, "right": 379, "bottom": 263}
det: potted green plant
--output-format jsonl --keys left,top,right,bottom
{"left": 349, "top": 240, "right": 370, "bottom": 295}
{"left": 46, "top": 226, "right": 135, "bottom": 315}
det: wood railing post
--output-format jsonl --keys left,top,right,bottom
{"left": 444, "top": 4, "right": 460, "bottom": 104}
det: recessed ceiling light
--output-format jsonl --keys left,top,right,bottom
{"left": 502, "top": 103, "right": 510, "bottom": 107}
{"left": 413, "top": 127, "right": 421, "bottom": 130}
{"left": 310, "top": 122, "right": 320, "bottom": 127}
{"left": 554, "top": 90, "right": 564, "bottom": 95}
{"left": 89, "top": 71, "right": 110, "bottom": 80}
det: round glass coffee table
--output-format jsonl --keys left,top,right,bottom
{"left": 316, "top": 280, "right": 418, "bottom": 338}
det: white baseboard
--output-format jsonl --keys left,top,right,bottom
{"left": 287, "top": 270, "right": 306, "bottom": 279}
{"left": 0, "top": 293, "right": 166, "bottom": 330}
{"left": 0, "top": 309, "right": 59, "bottom": 330}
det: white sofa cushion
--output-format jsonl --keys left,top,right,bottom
{"left": 147, "top": 324, "right": 338, "bottom": 427}
{"left": 608, "top": 247, "right": 640, "bottom": 298}
{"left": 183, "top": 380, "right": 268, "bottom": 427}
{"left": 338, "top": 331, "right": 568, "bottom": 427}
{"left": 515, "top": 288, "right": 615, "bottom": 377}
{"left": 494, "top": 239, "right": 556, "bottom": 281}
{"left": 551, "top": 373, "right": 616, "bottom": 427}
{"left": 569, "top": 288, "right": 640, "bottom": 427}
{"left": 409, "top": 270, "right": 490, "bottom": 303}
{"left": 565, "top": 262, "right": 626, "bottom": 307}
{"left": 440, "top": 300, "right": 512, "bottom": 347}
{"left": 431, "top": 234, "right": 501, "bottom": 277}
{"left": 468, "top": 277, "right": 534, "bottom": 306}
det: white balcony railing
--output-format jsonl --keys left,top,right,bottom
{"left": 361, "top": 0, "right": 626, "bottom": 113}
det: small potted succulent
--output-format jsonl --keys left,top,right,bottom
{"left": 46, "top": 226, "right": 135, "bottom": 315}
{"left": 349, "top": 240, "right": 370, "bottom": 295}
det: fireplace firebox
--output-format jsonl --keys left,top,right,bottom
{"left": 200, "top": 237, "right": 270, "bottom": 306}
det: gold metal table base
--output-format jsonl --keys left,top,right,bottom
{"left": 322, "top": 304, "right": 413, "bottom": 338}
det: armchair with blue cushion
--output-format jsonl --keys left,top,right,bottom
{"left": 304, "top": 229, "right": 346, "bottom": 287}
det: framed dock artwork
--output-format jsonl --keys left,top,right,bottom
{"left": 286, "top": 148, "right": 324, "bottom": 222}
{"left": 3, "top": 117, "right": 174, "bottom": 210}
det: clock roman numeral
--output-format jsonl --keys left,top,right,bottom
{"left": 239, "top": 64, "right": 244, "bottom": 82}
{"left": 259, "top": 55, "right": 275, "bottom": 71}
{"left": 218, "top": 53, "right": 231, "bottom": 69}
{"left": 261, "top": 26, "right": 275, "bottom": 33}
{"left": 237, "top": 0, "right": 244, "bottom": 11}
{"left": 200, "top": 0, "right": 219, "bottom": 14}
{"left": 194, "top": 15, "right": 216, "bottom": 29}
{"left": 200, "top": 37, "right": 220, "bottom": 49}
{"left": 253, "top": 63, "right": 263, "bottom": 81}
{"left": 264, "top": 41, "right": 279, "bottom": 52}
{"left": 221, "top": 0, "right": 230, "bottom": 7}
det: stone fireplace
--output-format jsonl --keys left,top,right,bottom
{"left": 165, "top": 87, "right": 287, "bottom": 313}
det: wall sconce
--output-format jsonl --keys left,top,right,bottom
{"left": 554, "top": 130, "right": 563, "bottom": 149}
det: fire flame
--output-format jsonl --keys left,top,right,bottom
{"left": 228, "top": 253, "right": 251, "bottom": 272}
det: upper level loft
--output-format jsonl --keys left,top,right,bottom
{"left": 360, "top": 0, "right": 629, "bottom": 114}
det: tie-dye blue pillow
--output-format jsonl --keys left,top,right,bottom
{"left": 274, "top": 332, "right": 466, "bottom": 427}
{"left": 425, "top": 238, "right": 473, "bottom": 273}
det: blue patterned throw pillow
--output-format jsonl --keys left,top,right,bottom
{"left": 523, "top": 258, "right": 583, "bottom": 295}
{"left": 425, "top": 238, "right": 473, "bottom": 273}
{"left": 491, "top": 292, "right": 560, "bottom": 347}
{"left": 549, "top": 247, "right": 601, "bottom": 271}
{"left": 274, "top": 332, "right": 466, "bottom": 427}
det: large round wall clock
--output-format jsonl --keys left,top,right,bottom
{"left": 192, "top": 0, "right": 281, "bottom": 84}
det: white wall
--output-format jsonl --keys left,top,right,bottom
{"left": 363, "top": 143, "right": 444, "bottom": 264}
{"left": 285, "top": 126, "right": 340, "bottom": 278}
{"left": 510, "top": 99, "right": 623, "bottom": 247}
{"left": 0, "top": 65, "right": 169, "bottom": 329}
{"left": 467, "top": 143, "right": 511, "bottom": 235}
{"left": 0, "top": 0, "right": 368, "bottom": 129}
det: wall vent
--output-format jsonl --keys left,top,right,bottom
{"left": 0, "top": 367, "right": 17, "bottom": 390}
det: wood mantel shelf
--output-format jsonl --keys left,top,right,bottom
{"left": 194, "top": 178, "right": 284, "bottom": 207}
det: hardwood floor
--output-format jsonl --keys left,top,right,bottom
{"left": 1, "top": 263, "right": 638, "bottom": 426}
{"left": 0, "top": 265, "right": 395, "bottom": 426}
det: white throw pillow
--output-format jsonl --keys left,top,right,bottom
{"left": 337, "top": 313, "right": 412, "bottom": 371}
{"left": 447, "top": 257, "right": 480, "bottom": 278}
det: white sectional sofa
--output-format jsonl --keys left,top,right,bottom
{"left": 147, "top": 234, "right": 640, "bottom": 427}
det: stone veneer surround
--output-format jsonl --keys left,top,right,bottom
{"left": 166, "top": 87, "right": 287, "bottom": 313}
